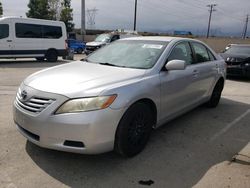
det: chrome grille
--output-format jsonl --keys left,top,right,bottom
{"left": 16, "top": 89, "right": 55, "bottom": 113}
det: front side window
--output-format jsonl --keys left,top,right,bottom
{"left": 0, "top": 24, "right": 9, "bottom": 39}
{"left": 168, "top": 42, "right": 193, "bottom": 65}
{"left": 87, "top": 40, "right": 168, "bottom": 69}
{"left": 192, "top": 42, "right": 210, "bottom": 63}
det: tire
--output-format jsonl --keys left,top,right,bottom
{"left": 206, "top": 79, "right": 224, "bottom": 108}
{"left": 114, "top": 102, "right": 154, "bottom": 157}
{"left": 76, "top": 48, "right": 83, "bottom": 54}
{"left": 36, "top": 57, "right": 45, "bottom": 61}
{"left": 46, "top": 50, "right": 58, "bottom": 62}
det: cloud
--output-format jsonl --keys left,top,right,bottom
{"left": 1, "top": 0, "right": 249, "bottom": 36}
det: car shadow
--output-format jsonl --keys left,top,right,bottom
{"left": 25, "top": 98, "right": 250, "bottom": 188}
{"left": 0, "top": 59, "right": 69, "bottom": 68}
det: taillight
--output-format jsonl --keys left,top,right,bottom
{"left": 65, "top": 40, "right": 68, "bottom": 49}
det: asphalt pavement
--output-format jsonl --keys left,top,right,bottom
{"left": 0, "top": 56, "right": 250, "bottom": 188}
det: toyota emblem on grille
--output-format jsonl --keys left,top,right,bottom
{"left": 21, "top": 90, "right": 28, "bottom": 100}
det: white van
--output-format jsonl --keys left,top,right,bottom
{"left": 0, "top": 17, "right": 67, "bottom": 62}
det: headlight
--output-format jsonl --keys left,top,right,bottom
{"left": 55, "top": 95, "right": 117, "bottom": 114}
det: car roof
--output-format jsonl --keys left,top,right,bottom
{"left": 229, "top": 44, "right": 250, "bottom": 47}
{"left": 120, "top": 36, "right": 199, "bottom": 43}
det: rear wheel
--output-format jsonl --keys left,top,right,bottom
{"left": 114, "top": 102, "right": 154, "bottom": 157}
{"left": 206, "top": 79, "right": 224, "bottom": 108}
{"left": 46, "top": 50, "right": 58, "bottom": 62}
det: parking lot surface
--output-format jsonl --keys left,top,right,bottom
{"left": 0, "top": 57, "right": 250, "bottom": 188}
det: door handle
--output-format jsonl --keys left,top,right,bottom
{"left": 193, "top": 69, "right": 199, "bottom": 77}
{"left": 7, "top": 40, "right": 12, "bottom": 42}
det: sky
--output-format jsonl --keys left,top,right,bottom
{"left": 1, "top": 0, "right": 250, "bottom": 37}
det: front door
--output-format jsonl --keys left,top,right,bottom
{"left": 0, "top": 23, "right": 13, "bottom": 57}
{"left": 159, "top": 41, "right": 198, "bottom": 121}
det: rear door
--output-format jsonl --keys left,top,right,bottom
{"left": 0, "top": 23, "right": 13, "bottom": 57}
{"left": 190, "top": 42, "right": 218, "bottom": 99}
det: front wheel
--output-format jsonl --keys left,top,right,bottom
{"left": 206, "top": 80, "right": 224, "bottom": 108}
{"left": 114, "top": 103, "right": 154, "bottom": 157}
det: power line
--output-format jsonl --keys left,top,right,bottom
{"left": 206, "top": 4, "right": 217, "bottom": 38}
{"left": 242, "top": 14, "right": 249, "bottom": 39}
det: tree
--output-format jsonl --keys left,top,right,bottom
{"left": 48, "top": 0, "right": 61, "bottom": 20}
{"left": 60, "top": 0, "right": 74, "bottom": 32}
{"left": 26, "top": 0, "right": 52, "bottom": 20}
{"left": 0, "top": 1, "right": 3, "bottom": 16}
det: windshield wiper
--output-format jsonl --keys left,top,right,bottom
{"left": 99, "top": 62, "right": 126, "bottom": 68}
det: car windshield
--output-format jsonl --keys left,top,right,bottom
{"left": 94, "top": 34, "right": 111, "bottom": 42}
{"left": 86, "top": 40, "right": 168, "bottom": 69}
{"left": 225, "top": 46, "right": 250, "bottom": 55}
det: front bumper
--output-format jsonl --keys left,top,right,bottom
{"left": 84, "top": 46, "right": 100, "bottom": 55}
{"left": 13, "top": 87, "right": 125, "bottom": 154}
{"left": 227, "top": 65, "right": 250, "bottom": 77}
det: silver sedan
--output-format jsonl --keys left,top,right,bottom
{"left": 13, "top": 37, "right": 226, "bottom": 157}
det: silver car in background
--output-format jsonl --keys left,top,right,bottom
{"left": 13, "top": 37, "right": 226, "bottom": 157}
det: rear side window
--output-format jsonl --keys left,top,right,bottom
{"left": 0, "top": 24, "right": 9, "bottom": 39}
{"left": 192, "top": 42, "right": 210, "bottom": 63}
{"left": 207, "top": 49, "right": 216, "bottom": 61}
{"left": 43, "top": 25, "right": 62, "bottom": 39}
{"left": 15, "top": 23, "right": 62, "bottom": 39}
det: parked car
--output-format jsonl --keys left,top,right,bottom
{"left": 220, "top": 44, "right": 250, "bottom": 78}
{"left": 13, "top": 37, "right": 226, "bottom": 157}
{"left": 67, "top": 39, "right": 86, "bottom": 54}
{"left": 0, "top": 17, "right": 67, "bottom": 62}
{"left": 85, "top": 32, "right": 138, "bottom": 54}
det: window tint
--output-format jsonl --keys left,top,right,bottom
{"left": 43, "top": 25, "right": 62, "bottom": 38}
{"left": 16, "top": 23, "right": 42, "bottom": 38}
{"left": 0, "top": 24, "right": 9, "bottom": 39}
{"left": 192, "top": 42, "right": 210, "bottom": 63}
{"left": 111, "top": 35, "right": 120, "bottom": 42}
{"left": 207, "top": 49, "right": 216, "bottom": 61}
{"left": 15, "top": 23, "right": 62, "bottom": 39}
{"left": 168, "top": 42, "right": 193, "bottom": 65}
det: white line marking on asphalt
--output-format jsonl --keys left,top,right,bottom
{"left": 210, "top": 109, "right": 250, "bottom": 141}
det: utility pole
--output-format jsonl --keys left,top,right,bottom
{"left": 242, "top": 14, "right": 249, "bottom": 39}
{"left": 81, "top": 0, "right": 86, "bottom": 36}
{"left": 206, "top": 4, "right": 217, "bottom": 38}
{"left": 133, "top": 0, "right": 138, "bottom": 31}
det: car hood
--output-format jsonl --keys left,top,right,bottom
{"left": 86, "top": 41, "right": 106, "bottom": 46}
{"left": 24, "top": 61, "right": 146, "bottom": 98}
{"left": 219, "top": 53, "right": 250, "bottom": 60}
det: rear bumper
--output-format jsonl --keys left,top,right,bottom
{"left": 58, "top": 49, "right": 68, "bottom": 57}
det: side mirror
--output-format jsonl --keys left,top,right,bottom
{"left": 165, "top": 60, "right": 186, "bottom": 71}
